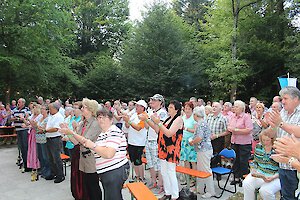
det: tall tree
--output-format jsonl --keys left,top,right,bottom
{"left": 0, "top": 0, "right": 78, "bottom": 102}
{"left": 71, "top": 0, "right": 130, "bottom": 76}
{"left": 121, "top": 3, "right": 209, "bottom": 99}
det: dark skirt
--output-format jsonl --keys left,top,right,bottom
{"left": 71, "top": 144, "right": 90, "bottom": 200}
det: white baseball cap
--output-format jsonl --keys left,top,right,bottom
{"left": 135, "top": 100, "right": 148, "bottom": 109}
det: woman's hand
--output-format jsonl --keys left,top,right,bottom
{"left": 263, "top": 176, "right": 273, "bottom": 183}
{"left": 227, "top": 126, "right": 234, "bottom": 133}
{"left": 59, "top": 127, "right": 72, "bottom": 136}
{"left": 123, "top": 114, "right": 130, "bottom": 123}
{"left": 80, "top": 137, "right": 93, "bottom": 148}
{"left": 138, "top": 113, "right": 148, "bottom": 121}
{"left": 150, "top": 114, "right": 160, "bottom": 124}
{"left": 72, "top": 121, "right": 78, "bottom": 130}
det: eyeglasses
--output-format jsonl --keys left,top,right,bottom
{"left": 81, "top": 105, "right": 88, "bottom": 110}
{"left": 97, "top": 115, "right": 107, "bottom": 120}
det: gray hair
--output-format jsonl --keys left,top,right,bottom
{"left": 279, "top": 86, "right": 300, "bottom": 100}
{"left": 272, "top": 102, "right": 283, "bottom": 111}
{"left": 224, "top": 102, "right": 232, "bottom": 108}
{"left": 193, "top": 106, "right": 206, "bottom": 118}
{"left": 189, "top": 97, "right": 197, "bottom": 102}
{"left": 49, "top": 102, "right": 60, "bottom": 111}
{"left": 234, "top": 100, "right": 246, "bottom": 112}
{"left": 19, "top": 98, "right": 26, "bottom": 104}
{"left": 65, "top": 106, "right": 74, "bottom": 112}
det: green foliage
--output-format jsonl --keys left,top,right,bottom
{"left": 0, "top": 0, "right": 78, "bottom": 101}
{"left": 0, "top": 0, "right": 299, "bottom": 103}
{"left": 121, "top": 3, "right": 209, "bottom": 99}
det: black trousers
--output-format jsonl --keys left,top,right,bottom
{"left": 46, "top": 136, "right": 64, "bottom": 178}
{"left": 83, "top": 172, "right": 102, "bottom": 200}
{"left": 211, "top": 137, "right": 225, "bottom": 167}
{"left": 231, "top": 143, "right": 251, "bottom": 179}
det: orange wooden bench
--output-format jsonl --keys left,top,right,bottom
{"left": 0, "top": 126, "right": 17, "bottom": 139}
{"left": 125, "top": 182, "right": 157, "bottom": 200}
{"left": 60, "top": 153, "right": 70, "bottom": 176}
{"left": 176, "top": 165, "right": 212, "bottom": 190}
{"left": 0, "top": 134, "right": 17, "bottom": 138}
{"left": 176, "top": 166, "right": 211, "bottom": 178}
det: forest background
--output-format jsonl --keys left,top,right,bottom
{"left": 0, "top": 0, "right": 299, "bottom": 106}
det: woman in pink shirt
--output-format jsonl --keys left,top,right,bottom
{"left": 228, "top": 100, "right": 253, "bottom": 185}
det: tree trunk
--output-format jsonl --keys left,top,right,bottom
{"left": 230, "top": 0, "right": 239, "bottom": 102}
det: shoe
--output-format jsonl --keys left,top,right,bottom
{"left": 201, "top": 192, "right": 215, "bottom": 199}
{"left": 129, "top": 176, "right": 137, "bottom": 183}
{"left": 152, "top": 186, "right": 164, "bottom": 195}
{"left": 147, "top": 182, "right": 157, "bottom": 189}
{"left": 190, "top": 181, "right": 195, "bottom": 188}
{"left": 24, "top": 168, "right": 31, "bottom": 172}
{"left": 230, "top": 179, "right": 241, "bottom": 185}
{"left": 31, "top": 171, "right": 39, "bottom": 182}
{"left": 139, "top": 177, "right": 147, "bottom": 185}
{"left": 45, "top": 175, "right": 55, "bottom": 180}
{"left": 20, "top": 167, "right": 25, "bottom": 173}
{"left": 54, "top": 176, "right": 65, "bottom": 183}
{"left": 180, "top": 181, "right": 187, "bottom": 185}
{"left": 158, "top": 195, "right": 171, "bottom": 200}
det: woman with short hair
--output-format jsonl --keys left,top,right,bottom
{"left": 190, "top": 106, "right": 215, "bottom": 198}
{"left": 60, "top": 98, "right": 102, "bottom": 200}
{"left": 243, "top": 131, "right": 280, "bottom": 200}
{"left": 62, "top": 107, "right": 129, "bottom": 200}
{"left": 228, "top": 100, "right": 253, "bottom": 185}
{"left": 180, "top": 101, "right": 197, "bottom": 186}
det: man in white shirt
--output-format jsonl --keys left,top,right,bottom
{"left": 45, "top": 102, "right": 65, "bottom": 183}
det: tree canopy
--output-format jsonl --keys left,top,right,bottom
{"left": 0, "top": 0, "right": 299, "bottom": 104}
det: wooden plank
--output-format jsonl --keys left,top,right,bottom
{"left": 60, "top": 153, "right": 70, "bottom": 160}
{"left": 0, "top": 134, "right": 17, "bottom": 138}
{"left": 176, "top": 166, "right": 211, "bottom": 178}
{"left": 125, "top": 182, "right": 157, "bottom": 200}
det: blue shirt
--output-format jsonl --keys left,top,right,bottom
{"left": 193, "top": 120, "right": 213, "bottom": 152}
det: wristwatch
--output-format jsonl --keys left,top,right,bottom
{"left": 288, "top": 157, "right": 296, "bottom": 167}
{"left": 92, "top": 143, "right": 97, "bottom": 150}
{"left": 279, "top": 121, "right": 284, "bottom": 128}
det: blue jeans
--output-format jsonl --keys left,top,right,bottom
{"left": 46, "top": 136, "right": 64, "bottom": 178}
{"left": 37, "top": 143, "right": 51, "bottom": 177}
{"left": 279, "top": 168, "right": 298, "bottom": 200}
{"left": 17, "top": 129, "right": 29, "bottom": 168}
{"left": 99, "top": 162, "right": 130, "bottom": 200}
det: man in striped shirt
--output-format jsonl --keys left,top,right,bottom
{"left": 12, "top": 98, "right": 31, "bottom": 172}
{"left": 268, "top": 86, "right": 300, "bottom": 200}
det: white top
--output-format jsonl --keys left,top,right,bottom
{"left": 122, "top": 108, "right": 136, "bottom": 133}
{"left": 147, "top": 108, "right": 168, "bottom": 140}
{"left": 46, "top": 112, "right": 64, "bottom": 138}
{"left": 59, "top": 107, "right": 65, "bottom": 117}
{"left": 95, "top": 125, "right": 128, "bottom": 174}
{"left": 127, "top": 112, "right": 147, "bottom": 146}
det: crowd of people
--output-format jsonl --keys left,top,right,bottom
{"left": 0, "top": 86, "right": 300, "bottom": 200}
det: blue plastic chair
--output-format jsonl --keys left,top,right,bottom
{"left": 211, "top": 148, "right": 237, "bottom": 198}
